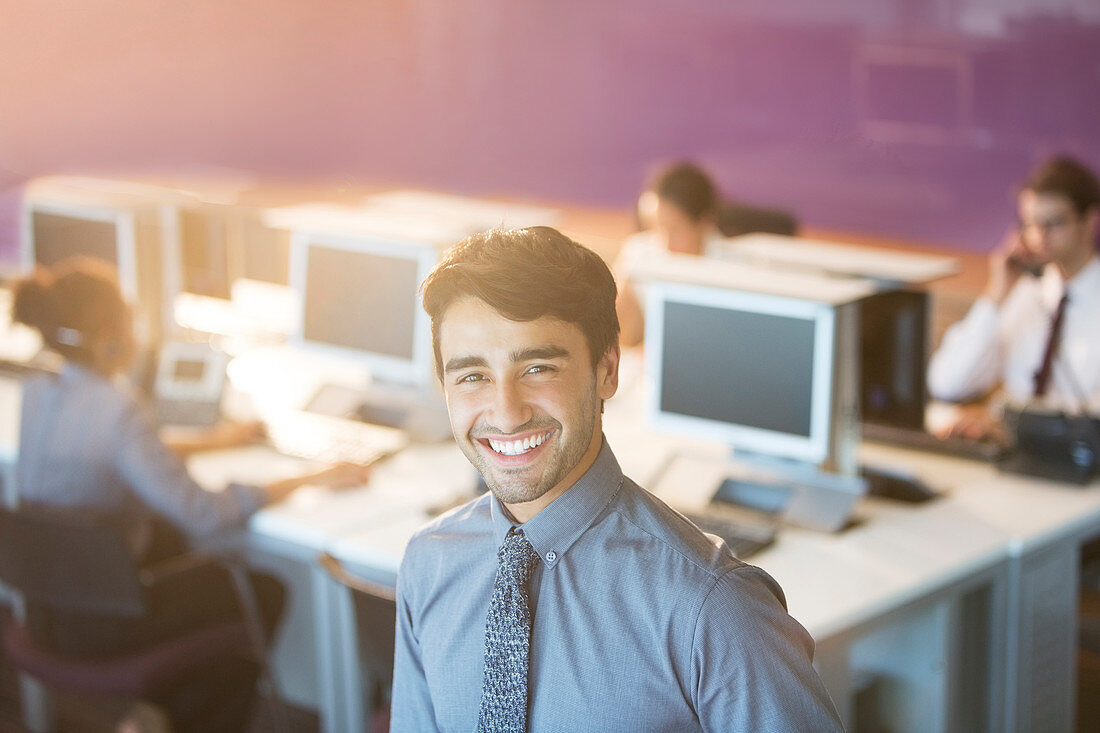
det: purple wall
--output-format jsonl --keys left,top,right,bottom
{"left": 2, "top": 0, "right": 1099, "bottom": 257}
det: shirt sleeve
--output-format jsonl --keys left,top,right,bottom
{"left": 692, "top": 565, "right": 842, "bottom": 732}
{"left": 926, "top": 296, "right": 1003, "bottom": 402}
{"left": 112, "top": 398, "right": 266, "bottom": 537}
{"left": 390, "top": 549, "right": 441, "bottom": 732}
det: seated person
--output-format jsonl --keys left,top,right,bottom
{"left": 927, "top": 156, "right": 1100, "bottom": 440}
{"left": 10, "top": 257, "right": 371, "bottom": 732}
{"left": 614, "top": 161, "right": 726, "bottom": 346}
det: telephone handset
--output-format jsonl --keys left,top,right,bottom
{"left": 1007, "top": 254, "right": 1044, "bottom": 278}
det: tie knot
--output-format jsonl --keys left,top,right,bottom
{"left": 499, "top": 529, "right": 540, "bottom": 583}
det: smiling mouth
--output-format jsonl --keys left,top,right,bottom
{"left": 482, "top": 431, "right": 553, "bottom": 456}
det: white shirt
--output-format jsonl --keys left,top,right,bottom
{"left": 927, "top": 256, "right": 1100, "bottom": 413}
{"left": 613, "top": 230, "right": 729, "bottom": 307}
{"left": 613, "top": 230, "right": 727, "bottom": 279}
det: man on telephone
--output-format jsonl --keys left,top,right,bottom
{"left": 928, "top": 156, "right": 1100, "bottom": 439}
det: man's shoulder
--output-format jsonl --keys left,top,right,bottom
{"left": 403, "top": 491, "right": 494, "bottom": 562}
{"left": 610, "top": 477, "right": 753, "bottom": 584}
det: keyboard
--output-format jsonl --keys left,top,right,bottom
{"left": 263, "top": 409, "right": 409, "bottom": 466}
{"left": 680, "top": 510, "right": 777, "bottom": 559}
{"left": 862, "top": 422, "right": 1007, "bottom": 462}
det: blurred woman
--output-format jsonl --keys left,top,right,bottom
{"left": 11, "top": 256, "right": 370, "bottom": 732}
{"left": 614, "top": 162, "right": 725, "bottom": 346}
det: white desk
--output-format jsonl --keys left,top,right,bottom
{"left": 715, "top": 232, "right": 961, "bottom": 286}
{"left": 186, "top": 441, "right": 476, "bottom": 712}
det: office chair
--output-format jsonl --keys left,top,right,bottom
{"left": 716, "top": 200, "right": 799, "bottom": 238}
{"left": 318, "top": 552, "right": 396, "bottom": 733}
{"left": 0, "top": 507, "right": 287, "bottom": 733}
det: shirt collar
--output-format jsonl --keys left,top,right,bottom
{"left": 489, "top": 437, "right": 623, "bottom": 569}
{"left": 1065, "top": 255, "right": 1100, "bottom": 302}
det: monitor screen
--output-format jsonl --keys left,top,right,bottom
{"left": 31, "top": 211, "right": 120, "bottom": 268}
{"left": 172, "top": 358, "right": 207, "bottom": 382}
{"left": 291, "top": 231, "right": 438, "bottom": 386}
{"left": 178, "top": 208, "right": 231, "bottom": 299}
{"left": 302, "top": 244, "right": 419, "bottom": 360}
{"left": 647, "top": 283, "right": 838, "bottom": 466}
{"left": 660, "top": 302, "right": 816, "bottom": 437}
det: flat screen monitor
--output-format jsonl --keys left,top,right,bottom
{"left": 645, "top": 281, "right": 841, "bottom": 467}
{"left": 290, "top": 231, "right": 438, "bottom": 386}
{"left": 24, "top": 204, "right": 139, "bottom": 302}
{"left": 176, "top": 206, "right": 232, "bottom": 300}
{"left": 859, "top": 289, "right": 929, "bottom": 431}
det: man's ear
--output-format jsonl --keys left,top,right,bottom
{"left": 1084, "top": 206, "right": 1100, "bottom": 243}
{"left": 596, "top": 345, "right": 620, "bottom": 401}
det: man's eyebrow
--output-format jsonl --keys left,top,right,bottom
{"left": 443, "top": 355, "right": 488, "bottom": 374}
{"left": 444, "top": 346, "right": 571, "bottom": 374}
{"left": 512, "top": 345, "right": 570, "bottom": 362}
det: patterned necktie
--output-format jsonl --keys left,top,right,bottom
{"left": 1033, "top": 293, "right": 1069, "bottom": 398}
{"left": 476, "top": 528, "right": 541, "bottom": 733}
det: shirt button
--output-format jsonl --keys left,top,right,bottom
{"left": 545, "top": 551, "right": 557, "bottom": 563}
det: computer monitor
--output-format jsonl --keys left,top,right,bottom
{"left": 644, "top": 278, "right": 865, "bottom": 531}
{"left": 167, "top": 203, "right": 291, "bottom": 298}
{"left": 24, "top": 203, "right": 139, "bottom": 301}
{"left": 860, "top": 289, "right": 929, "bottom": 431}
{"left": 21, "top": 185, "right": 169, "bottom": 349}
{"left": 170, "top": 204, "right": 233, "bottom": 300}
{"left": 645, "top": 281, "right": 855, "bottom": 469}
{"left": 289, "top": 230, "right": 439, "bottom": 387}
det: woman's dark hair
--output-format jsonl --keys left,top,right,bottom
{"left": 645, "top": 162, "right": 718, "bottom": 222}
{"left": 420, "top": 226, "right": 619, "bottom": 378}
{"left": 1022, "top": 156, "right": 1100, "bottom": 217}
{"left": 11, "top": 257, "right": 129, "bottom": 366}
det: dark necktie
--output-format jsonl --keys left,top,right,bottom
{"left": 476, "top": 528, "right": 541, "bottom": 733}
{"left": 1033, "top": 293, "right": 1070, "bottom": 398}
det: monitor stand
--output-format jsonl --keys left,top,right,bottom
{"left": 713, "top": 452, "right": 867, "bottom": 533}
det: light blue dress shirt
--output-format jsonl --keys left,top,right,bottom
{"left": 393, "top": 439, "right": 841, "bottom": 731}
{"left": 16, "top": 364, "right": 265, "bottom": 554}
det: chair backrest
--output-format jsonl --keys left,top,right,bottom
{"left": 0, "top": 508, "right": 146, "bottom": 618}
{"left": 716, "top": 200, "right": 799, "bottom": 238}
{"left": 318, "top": 553, "right": 397, "bottom": 695}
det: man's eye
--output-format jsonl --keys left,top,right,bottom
{"left": 457, "top": 373, "right": 485, "bottom": 384}
{"left": 526, "top": 364, "right": 555, "bottom": 375}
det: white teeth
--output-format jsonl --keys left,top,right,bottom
{"left": 488, "top": 432, "right": 549, "bottom": 455}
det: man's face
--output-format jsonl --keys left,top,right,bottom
{"left": 654, "top": 198, "right": 711, "bottom": 256}
{"left": 1017, "top": 190, "right": 1097, "bottom": 270}
{"left": 438, "top": 297, "right": 619, "bottom": 518}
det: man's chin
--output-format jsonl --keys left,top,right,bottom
{"left": 484, "top": 477, "right": 547, "bottom": 507}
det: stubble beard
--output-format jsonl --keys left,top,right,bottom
{"left": 464, "top": 388, "right": 599, "bottom": 508}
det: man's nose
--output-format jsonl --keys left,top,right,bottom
{"left": 489, "top": 380, "right": 533, "bottom": 433}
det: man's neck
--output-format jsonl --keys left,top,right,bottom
{"left": 1059, "top": 250, "right": 1097, "bottom": 282}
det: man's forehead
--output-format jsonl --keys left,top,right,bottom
{"left": 438, "top": 297, "right": 587, "bottom": 356}
{"left": 1020, "top": 189, "right": 1076, "bottom": 216}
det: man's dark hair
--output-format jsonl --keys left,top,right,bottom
{"left": 421, "top": 226, "right": 619, "bottom": 378}
{"left": 1023, "top": 156, "right": 1100, "bottom": 216}
{"left": 646, "top": 162, "right": 718, "bottom": 222}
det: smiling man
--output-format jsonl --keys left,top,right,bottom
{"left": 391, "top": 226, "right": 841, "bottom": 731}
